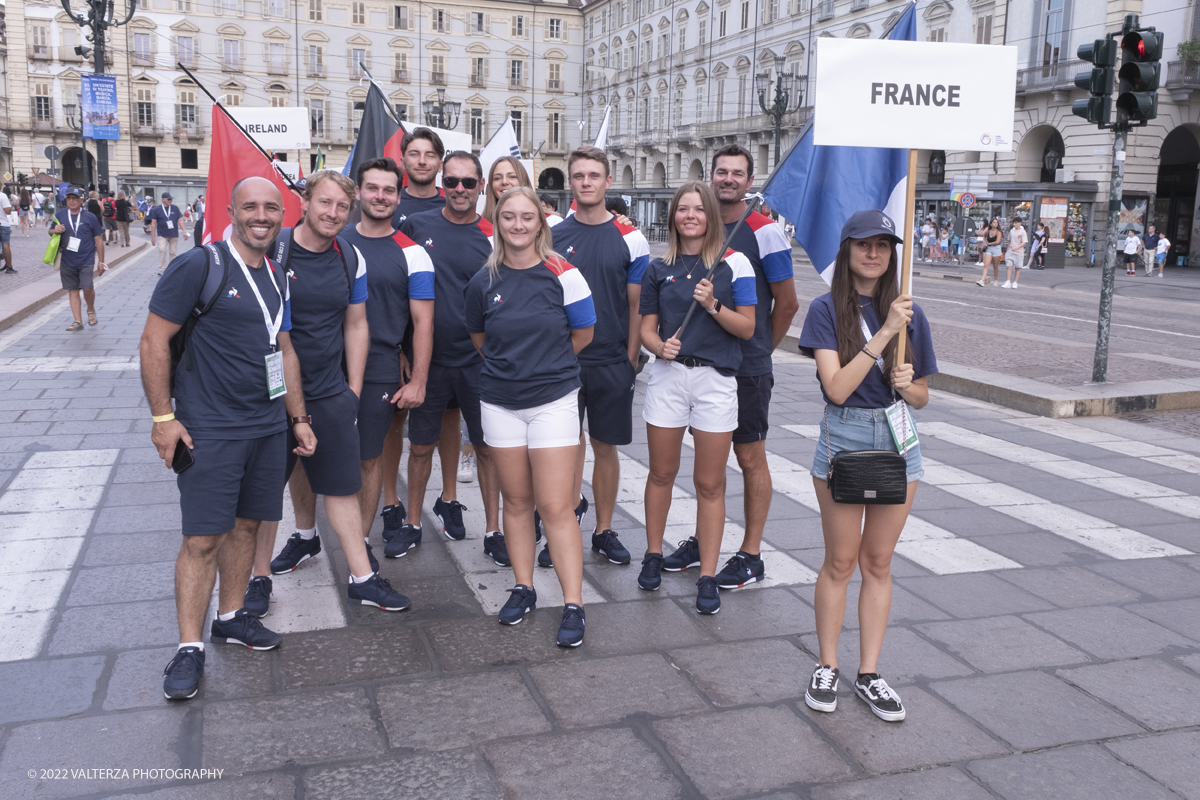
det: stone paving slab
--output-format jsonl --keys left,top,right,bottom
{"left": 1058, "top": 658, "right": 1200, "bottom": 731}
{"left": 666, "top": 638, "right": 811, "bottom": 707}
{"left": 1105, "top": 731, "right": 1200, "bottom": 800}
{"left": 797, "top": 627, "right": 976, "bottom": 686}
{"left": 915, "top": 614, "right": 1089, "bottom": 672}
{"left": 810, "top": 766, "right": 994, "bottom": 800}
{"left": 102, "top": 774, "right": 298, "bottom": 800}
{"left": 967, "top": 743, "right": 1181, "bottom": 800}
{"left": 0, "top": 655, "right": 105, "bottom": 724}
{"left": 304, "top": 750, "right": 501, "bottom": 800}
{"left": 104, "top": 645, "right": 274, "bottom": 710}
{"left": 1023, "top": 605, "right": 1196, "bottom": 660}
{"left": 277, "top": 626, "right": 430, "bottom": 689}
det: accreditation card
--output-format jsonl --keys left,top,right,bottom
{"left": 885, "top": 400, "right": 918, "bottom": 452}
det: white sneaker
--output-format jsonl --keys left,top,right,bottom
{"left": 1001, "top": 281, "right": 1012, "bottom": 288}
{"left": 1011, "top": 282, "right": 1019, "bottom": 288}
{"left": 457, "top": 452, "right": 475, "bottom": 483}
{"left": 975, "top": 279, "right": 987, "bottom": 287}
{"left": 1158, "top": 273, "right": 1164, "bottom": 278}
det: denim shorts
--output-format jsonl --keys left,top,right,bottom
{"left": 811, "top": 405, "right": 924, "bottom": 483}
{"left": 985, "top": 245, "right": 1002, "bottom": 257}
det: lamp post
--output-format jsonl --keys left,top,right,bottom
{"left": 423, "top": 88, "right": 461, "bottom": 130}
{"left": 59, "top": 0, "right": 135, "bottom": 192}
{"left": 756, "top": 54, "right": 805, "bottom": 167}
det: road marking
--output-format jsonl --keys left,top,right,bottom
{"left": 916, "top": 294, "right": 1200, "bottom": 339}
{"left": 0, "top": 449, "right": 118, "bottom": 663}
{"left": 1007, "top": 417, "right": 1200, "bottom": 474}
{"left": 921, "top": 422, "right": 1200, "bottom": 520}
{"left": 776, "top": 425, "right": 1021, "bottom": 575}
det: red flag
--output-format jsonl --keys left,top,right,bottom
{"left": 203, "top": 104, "right": 302, "bottom": 245}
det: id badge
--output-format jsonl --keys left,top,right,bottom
{"left": 66, "top": 236, "right": 81, "bottom": 253}
{"left": 885, "top": 401, "right": 918, "bottom": 452}
{"left": 265, "top": 351, "right": 287, "bottom": 399}
{"left": 166, "top": 219, "right": 174, "bottom": 230}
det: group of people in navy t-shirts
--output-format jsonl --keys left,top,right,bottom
{"left": 141, "top": 130, "right": 938, "bottom": 724}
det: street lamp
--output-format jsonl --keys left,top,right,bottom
{"left": 756, "top": 54, "right": 805, "bottom": 167}
{"left": 422, "top": 88, "right": 461, "bottom": 130}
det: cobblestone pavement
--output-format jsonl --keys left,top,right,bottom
{"left": 1, "top": 247, "right": 1199, "bottom": 799}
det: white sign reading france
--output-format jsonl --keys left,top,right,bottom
{"left": 227, "top": 107, "right": 312, "bottom": 150}
{"left": 813, "top": 39, "right": 1018, "bottom": 152}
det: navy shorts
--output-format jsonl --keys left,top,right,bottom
{"left": 732, "top": 373, "right": 774, "bottom": 445}
{"left": 578, "top": 360, "right": 636, "bottom": 446}
{"left": 286, "top": 387, "right": 363, "bottom": 496}
{"left": 177, "top": 432, "right": 287, "bottom": 536}
{"left": 408, "top": 362, "right": 484, "bottom": 446}
{"left": 358, "top": 380, "right": 402, "bottom": 461}
{"left": 60, "top": 264, "right": 95, "bottom": 291}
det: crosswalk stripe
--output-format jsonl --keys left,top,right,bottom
{"left": 774, "top": 426, "right": 1022, "bottom": 575}
{"left": 921, "top": 422, "right": 1200, "bottom": 521}
{"left": 1007, "top": 417, "right": 1200, "bottom": 474}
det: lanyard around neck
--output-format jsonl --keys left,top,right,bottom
{"left": 227, "top": 244, "right": 284, "bottom": 349}
{"left": 67, "top": 211, "right": 81, "bottom": 236}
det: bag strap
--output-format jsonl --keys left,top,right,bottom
{"left": 332, "top": 235, "right": 354, "bottom": 303}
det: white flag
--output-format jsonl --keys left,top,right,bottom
{"left": 479, "top": 116, "right": 522, "bottom": 180}
{"left": 593, "top": 106, "right": 611, "bottom": 151}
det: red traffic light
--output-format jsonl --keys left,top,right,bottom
{"left": 1137, "top": 39, "right": 1146, "bottom": 57}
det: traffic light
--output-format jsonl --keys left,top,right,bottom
{"left": 1072, "top": 39, "right": 1115, "bottom": 128}
{"left": 1116, "top": 28, "right": 1163, "bottom": 124}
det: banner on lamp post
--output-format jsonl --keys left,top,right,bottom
{"left": 813, "top": 39, "right": 1018, "bottom": 151}
{"left": 81, "top": 75, "right": 120, "bottom": 141}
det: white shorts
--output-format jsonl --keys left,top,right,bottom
{"left": 481, "top": 390, "right": 581, "bottom": 449}
{"left": 641, "top": 359, "right": 738, "bottom": 433}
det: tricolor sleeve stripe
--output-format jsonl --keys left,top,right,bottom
{"left": 624, "top": 229, "right": 651, "bottom": 284}
{"left": 403, "top": 243, "right": 436, "bottom": 300}
{"left": 349, "top": 245, "right": 369, "bottom": 304}
{"left": 727, "top": 251, "right": 758, "bottom": 306}
{"left": 754, "top": 222, "right": 795, "bottom": 283}
{"left": 557, "top": 266, "right": 597, "bottom": 329}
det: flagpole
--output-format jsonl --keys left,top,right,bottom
{"left": 897, "top": 149, "right": 917, "bottom": 364}
{"left": 359, "top": 63, "right": 404, "bottom": 127}
{"left": 177, "top": 61, "right": 303, "bottom": 194}
{"left": 675, "top": 194, "right": 762, "bottom": 339}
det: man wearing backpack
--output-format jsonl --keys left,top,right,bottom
{"left": 140, "top": 176, "right": 315, "bottom": 701}
{"left": 101, "top": 192, "right": 118, "bottom": 244}
{"left": 147, "top": 192, "right": 184, "bottom": 275}
{"left": 251, "top": 170, "right": 412, "bottom": 617}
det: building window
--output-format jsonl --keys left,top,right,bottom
{"left": 270, "top": 95, "right": 288, "bottom": 107}
{"left": 30, "top": 26, "right": 50, "bottom": 58}
{"left": 269, "top": 42, "right": 287, "bottom": 72}
{"left": 679, "top": 27, "right": 686, "bottom": 52}
{"left": 178, "top": 90, "right": 197, "bottom": 124}
{"left": 223, "top": 39, "right": 241, "bottom": 70}
{"left": 654, "top": 95, "right": 663, "bottom": 131}
{"left": 223, "top": 92, "right": 242, "bottom": 106}
{"left": 470, "top": 108, "right": 485, "bottom": 144}
{"left": 715, "top": 78, "right": 725, "bottom": 120}
{"left": 222, "top": 0, "right": 239, "bottom": 14}
{"left": 308, "top": 98, "right": 327, "bottom": 134}
{"left": 928, "top": 27, "right": 946, "bottom": 42}
{"left": 640, "top": 97, "right": 649, "bottom": 131}
{"left": 395, "top": 52, "right": 409, "bottom": 81}
{"left": 134, "top": 32, "right": 152, "bottom": 64}
{"left": 510, "top": 59, "right": 524, "bottom": 89}
{"left": 549, "top": 111, "right": 561, "bottom": 146}
{"left": 699, "top": 20, "right": 707, "bottom": 46}
{"left": 737, "top": 74, "right": 747, "bottom": 116}
{"left": 309, "top": 0, "right": 322, "bottom": 22}
{"left": 511, "top": 109, "right": 523, "bottom": 143}
{"left": 176, "top": 36, "right": 196, "bottom": 67}
{"left": 352, "top": 1, "right": 365, "bottom": 24}
{"left": 352, "top": 100, "right": 364, "bottom": 136}
{"left": 659, "top": 33, "right": 668, "bottom": 59}
{"left": 976, "top": 13, "right": 993, "bottom": 44}
{"left": 1042, "top": 0, "right": 1063, "bottom": 71}
{"left": 394, "top": 103, "right": 408, "bottom": 120}
{"left": 471, "top": 56, "right": 486, "bottom": 86}
{"left": 394, "top": 5, "right": 409, "bottom": 29}
{"left": 472, "top": 12, "right": 485, "bottom": 33}
{"left": 308, "top": 45, "right": 324, "bottom": 76}
{"left": 434, "top": 8, "right": 445, "bottom": 32}
{"left": 512, "top": 15, "right": 525, "bottom": 37}
{"left": 139, "top": 146, "right": 157, "bottom": 168}
{"left": 719, "top": 9, "right": 727, "bottom": 37}
{"left": 695, "top": 85, "right": 703, "bottom": 122}
{"left": 548, "top": 62, "right": 562, "bottom": 90}
{"left": 136, "top": 87, "right": 156, "bottom": 126}
{"left": 175, "top": 0, "right": 192, "bottom": 10}
{"left": 548, "top": 18, "right": 562, "bottom": 39}
{"left": 267, "top": 0, "right": 286, "bottom": 15}
{"left": 181, "top": 149, "right": 199, "bottom": 169}
{"left": 431, "top": 54, "right": 446, "bottom": 84}
{"left": 352, "top": 48, "right": 367, "bottom": 77}
{"left": 741, "top": 1, "right": 750, "bottom": 29}
{"left": 33, "top": 83, "right": 51, "bottom": 121}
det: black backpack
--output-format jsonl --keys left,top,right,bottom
{"left": 167, "top": 242, "right": 286, "bottom": 396}
{"left": 270, "top": 228, "right": 358, "bottom": 302}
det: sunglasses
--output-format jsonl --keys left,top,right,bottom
{"left": 442, "top": 176, "right": 479, "bottom": 190}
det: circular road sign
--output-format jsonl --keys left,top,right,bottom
{"left": 960, "top": 192, "right": 976, "bottom": 209}
{"left": 44, "top": 146, "right": 62, "bottom": 161}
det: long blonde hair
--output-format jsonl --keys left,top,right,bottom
{"left": 485, "top": 186, "right": 561, "bottom": 283}
{"left": 484, "top": 157, "right": 532, "bottom": 222}
{"left": 664, "top": 181, "right": 726, "bottom": 267}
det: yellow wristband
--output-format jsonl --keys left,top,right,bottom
{"left": 152, "top": 413, "right": 175, "bottom": 423}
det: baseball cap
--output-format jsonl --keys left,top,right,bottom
{"left": 840, "top": 209, "right": 903, "bottom": 244}
{"left": 161, "top": 192, "right": 173, "bottom": 200}
{"left": 65, "top": 186, "right": 83, "bottom": 197}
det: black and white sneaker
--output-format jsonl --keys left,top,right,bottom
{"left": 663, "top": 537, "right": 700, "bottom": 571}
{"left": 270, "top": 532, "right": 321, "bottom": 574}
{"left": 483, "top": 531, "right": 510, "bottom": 567}
{"left": 854, "top": 673, "right": 905, "bottom": 722}
{"left": 348, "top": 574, "right": 412, "bottom": 611}
{"left": 210, "top": 609, "right": 282, "bottom": 650}
{"left": 498, "top": 585, "right": 537, "bottom": 625}
{"left": 384, "top": 524, "right": 421, "bottom": 558}
{"left": 638, "top": 552, "right": 664, "bottom": 591}
{"left": 380, "top": 503, "right": 406, "bottom": 543}
{"left": 715, "top": 552, "right": 765, "bottom": 589}
{"left": 433, "top": 495, "right": 467, "bottom": 540}
{"left": 537, "top": 543, "right": 553, "bottom": 568}
{"left": 556, "top": 603, "right": 586, "bottom": 647}
{"left": 591, "top": 529, "right": 631, "bottom": 564}
{"left": 805, "top": 664, "right": 839, "bottom": 713}
{"left": 243, "top": 575, "right": 272, "bottom": 618}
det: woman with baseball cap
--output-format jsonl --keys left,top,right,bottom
{"left": 797, "top": 209, "right": 938, "bottom": 724}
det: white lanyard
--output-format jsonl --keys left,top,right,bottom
{"left": 858, "top": 315, "right": 886, "bottom": 375}
{"left": 67, "top": 212, "right": 81, "bottom": 236}
{"left": 228, "top": 244, "right": 284, "bottom": 348}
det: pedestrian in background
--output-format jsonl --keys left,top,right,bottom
{"left": 147, "top": 193, "right": 184, "bottom": 276}
{"left": 49, "top": 186, "right": 107, "bottom": 330}
{"left": 101, "top": 192, "right": 118, "bottom": 245}
{"left": 976, "top": 217, "right": 1003, "bottom": 286}
{"left": 798, "top": 209, "right": 938, "bottom": 725}
{"left": 1141, "top": 224, "right": 1159, "bottom": 277}
{"left": 1002, "top": 217, "right": 1027, "bottom": 288}
{"left": 18, "top": 189, "right": 32, "bottom": 237}
{"left": 637, "top": 181, "right": 756, "bottom": 614}
{"left": 86, "top": 190, "right": 104, "bottom": 227}
{"left": 1027, "top": 222, "right": 1047, "bottom": 270}
{"left": 0, "top": 190, "right": 13, "bottom": 274}
{"left": 919, "top": 218, "right": 935, "bottom": 261}
{"left": 114, "top": 192, "right": 132, "bottom": 247}
{"left": 1123, "top": 228, "right": 1142, "bottom": 276}
{"left": 1155, "top": 231, "right": 1171, "bottom": 278}
{"left": 539, "top": 192, "right": 565, "bottom": 227}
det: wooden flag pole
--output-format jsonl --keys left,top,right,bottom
{"left": 897, "top": 148, "right": 918, "bottom": 364}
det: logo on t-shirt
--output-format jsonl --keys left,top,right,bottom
{"left": 425, "top": 238, "right": 433, "bottom": 247}
{"left": 226, "top": 287, "right": 241, "bottom": 299}
{"left": 286, "top": 269, "right": 296, "bottom": 280}
{"left": 664, "top": 275, "right": 676, "bottom": 284}
{"left": 565, "top": 246, "right": 576, "bottom": 255}
{"left": 492, "top": 293, "right": 504, "bottom": 305}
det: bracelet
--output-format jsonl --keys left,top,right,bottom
{"left": 290, "top": 415, "right": 313, "bottom": 426}
{"left": 861, "top": 344, "right": 879, "bottom": 360}
{"left": 151, "top": 413, "right": 175, "bottom": 423}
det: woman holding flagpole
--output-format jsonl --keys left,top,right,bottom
{"left": 797, "top": 209, "right": 938, "bottom": 724}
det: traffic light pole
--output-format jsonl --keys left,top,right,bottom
{"left": 1092, "top": 125, "right": 1126, "bottom": 383}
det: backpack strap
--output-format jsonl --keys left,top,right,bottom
{"left": 273, "top": 229, "right": 357, "bottom": 302}
{"left": 272, "top": 228, "right": 294, "bottom": 274}
{"left": 332, "top": 235, "right": 356, "bottom": 303}
{"left": 181, "top": 243, "right": 229, "bottom": 374}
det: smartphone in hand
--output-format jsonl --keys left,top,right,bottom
{"left": 172, "top": 439, "right": 195, "bottom": 474}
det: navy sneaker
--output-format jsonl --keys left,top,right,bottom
{"left": 270, "top": 532, "right": 321, "bottom": 574}
{"left": 163, "top": 646, "right": 205, "bottom": 700}
{"left": 243, "top": 575, "right": 272, "bottom": 618}
{"left": 556, "top": 603, "right": 586, "bottom": 647}
{"left": 381, "top": 503, "right": 406, "bottom": 543}
{"left": 695, "top": 575, "right": 721, "bottom": 615}
{"left": 348, "top": 573, "right": 412, "bottom": 611}
{"left": 592, "top": 529, "right": 632, "bottom": 564}
{"left": 384, "top": 524, "right": 421, "bottom": 558}
{"left": 210, "top": 609, "right": 282, "bottom": 650}
{"left": 533, "top": 509, "right": 543, "bottom": 543}
{"left": 537, "top": 543, "right": 553, "bottom": 568}
{"left": 715, "top": 551, "right": 765, "bottom": 589}
{"left": 638, "top": 552, "right": 664, "bottom": 591}
{"left": 805, "top": 664, "right": 840, "bottom": 713}
{"left": 498, "top": 584, "right": 537, "bottom": 625}
{"left": 433, "top": 495, "right": 467, "bottom": 540}
{"left": 575, "top": 496, "right": 589, "bottom": 526}
{"left": 483, "top": 532, "right": 510, "bottom": 567}
{"left": 855, "top": 673, "right": 906, "bottom": 722}
{"left": 365, "top": 541, "right": 380, "bottom": 573}
{"left": 663, "top": 537, "right": 700, "bottom": 571}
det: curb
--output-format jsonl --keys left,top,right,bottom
{"left": 0, "top": 241, "right": 150, "bottom": 333}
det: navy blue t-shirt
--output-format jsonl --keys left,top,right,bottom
{"left": 727, "top": 212, "right": 795, "bottom": 377}
{"left": 145, "top": 203, "right": 184, "bottom": 238}
{"left": 341, "top": 227, "right": 435, "bottom": 384}
{"left": 281, "top": 232, "right": 368, "bottom": 400}
{"left": 551, "top": 214, "right": 650, "bottom": 366}
{"left": 639, "top": 251, "right": 758, "bottom": 375}
{"left": 797, "top": 293, "right": 938, "bottom": 409}
{"left": 54, "top": 209, "right": 104, "bottom": 270}
{"left": 392, "top": 187, "right": 446, "bottom": 228}
{"left": 464, "top": 259, "right": 596, "bottom": 410}
{"left": 400, "top": 209, "right": 493, "bottom": 368}
{"left": 148, "top": 243, "right": 292, "bottom": 439}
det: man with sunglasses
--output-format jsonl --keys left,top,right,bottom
{"left": 392, "top": 152, "right": 501, "bottom": 556}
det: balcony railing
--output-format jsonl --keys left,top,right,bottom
{"left": 430, "top": 71, "right": 447, "bottom": 85}
{"left": 817, "top": 0, "right": 834, "bottom": 21}
{"left": 132, "top": 51, "right": 155, "bottom": 67}
{"left": 267, "top": 60, "right": 290, "bottom": 75}
{"left": 698, "top": 108, "right": 811, "bottom": 139}
{"left": 32, "top": 117, "right": 55, "bottom": 131}
{"left": 509, "top": 77, "right": 526, "bottom": 90}
{"left": 469, "top": 74, "right": 486, "bottom": 88}
{"left": 394, "top": 68, "right": 409, "bottom": 82}
{"left": 307, "top": 64, "right": 325, "bottom": 77}
{"left": 1166, "top": 60, "right": 1200, "bottom": 90}
{"left": 671, "top": 123, "right": 699, "bottom": 143}
{"left": 174, "top": 121, "right": 206, "bottom": 142}
{"left": 59, "top": 45, "right": 83, "bottom": 63}
{"left": 133, "top": 122, "right": 167, "bottom": 138}
{"left": 547, "top": 78, "right": 562, "bottom": 92}
{"left": 28, "top": 44, "right": 52, "bottom": 60}
{"left": 694, "top": 43, "right": 709, "bottom": 62}
{"left": 1015, "top": 59, "right": 1082, "bottom": 93}
{"left": 851, "top": 0, "right": 868, "bottom": 10}
{"left": 222, "top": 56, "right": 244, "bottom": 73}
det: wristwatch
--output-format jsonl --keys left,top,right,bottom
{"left": 290, "top": 415, "right": 313, "bottom": 426}
{"left": 706, "top": 299, "right": 723, "bottom": 316}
